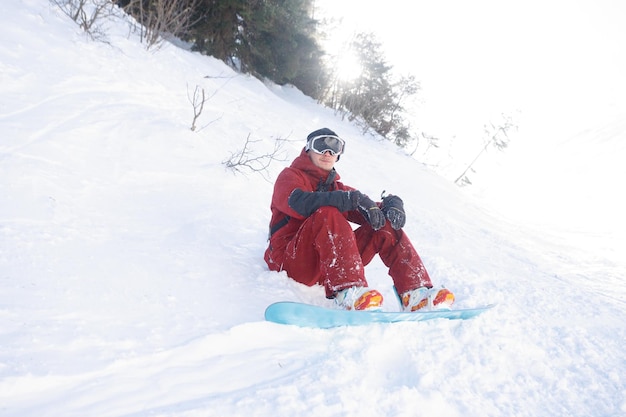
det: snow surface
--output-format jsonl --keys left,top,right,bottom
{"left": 1, "top": 1, "right": 625, "bottom": 416}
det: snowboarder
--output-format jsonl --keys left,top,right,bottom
{"left": 264, "top": 128, "right": 454, "bottom": 311}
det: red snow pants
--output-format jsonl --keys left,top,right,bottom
{"left": 281, "top": 206, "right": 432, "bottom": 297}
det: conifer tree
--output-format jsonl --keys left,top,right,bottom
{"left": 185, "top": 0, "right": 325, "bottom": 97}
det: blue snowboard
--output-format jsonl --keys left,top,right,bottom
{"left": 265, "top": 301, "right": 496, "bottom": 328}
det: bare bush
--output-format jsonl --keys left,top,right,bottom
{"left": 187, "top": 84, "right": 225, "bottom": 132}
{"left": 454, "top": 114, "right": 518, "bottom": 186}
{"left": 223, "top": 134, "right": 289, "bottom": 181}
{"left": 123, "top": 0, "right": 199, "bottom": 50}
{"left": 188, "top": 85, "right": 207, "bottom": 132}
{"left": 51, "top": 0, "right": 115, "bottom": 39}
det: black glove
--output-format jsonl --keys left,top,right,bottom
{"left": 381, "top": 194, "right": 406, "bottom": 229}
{"left": 352, "top": 191, "right": 386, "bottom": 230}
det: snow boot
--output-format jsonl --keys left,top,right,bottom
{"left": 400, "top": 286, "right": 455, "bottom": 312}
{"left": 335, "top": 287, "right": 383, "bottom": 311}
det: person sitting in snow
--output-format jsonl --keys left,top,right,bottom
{"left": 264, "top": 128, "right": 455, "bottom": 311}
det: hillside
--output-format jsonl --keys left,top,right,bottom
{"left": 0, "top": 2, "right": 624, "bottom": 416}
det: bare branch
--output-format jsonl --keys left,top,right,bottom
{"left": 123, "top": 0, "right": 200, "bottom": 50}
{"left": 51, "top": 0, "right": 116, "bottom": 40}
{"left": 454, "top": 113, "right": 519, "bottom": 186}
{"left": 186, "top": 81, "right": 233, "bottom": 132}
{"left": 223, "top": 134, "right": 289, "bottom": 181}
{"left": 187, "top": 85, "right": 207, "bottom": 131}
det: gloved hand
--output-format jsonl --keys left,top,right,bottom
{"left": 350, "top": 191, "right": 386, "bottom": 230}
{"left": 381, "top": 194, "right": 406, "bottom": 229}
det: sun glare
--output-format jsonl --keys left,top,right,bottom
{"left": 335, "top": 50, "right": 362, "bottom": 81}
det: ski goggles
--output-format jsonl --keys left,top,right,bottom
{"left": 306, "top": 135, "right": 346, "bottom": 155}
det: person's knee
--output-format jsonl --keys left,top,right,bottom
{"left": 310, "top": 206, "right": 352, "bottom": 231}
{"left": 312, "top": 205, "right": 344, "bottom": 218}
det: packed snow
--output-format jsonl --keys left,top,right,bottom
{"left": 1, "top": 1, "right": 624, "bottom": 416}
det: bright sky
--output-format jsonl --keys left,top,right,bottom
{"left": 316, "top": 0, "right": 626, "bottom": 137}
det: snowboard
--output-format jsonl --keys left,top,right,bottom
{"left": 264, "top": 301, "right": 496, "bottom": 328}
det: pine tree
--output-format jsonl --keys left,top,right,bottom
{"left": 185, "top": 0, "right": 325, "bottom": 97}
{"left": 186, "top": 0, "right": 245, "bottom": 66}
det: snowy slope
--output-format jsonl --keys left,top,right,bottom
{"left": 1, "top": 1, "right": 624, "bottom": 416}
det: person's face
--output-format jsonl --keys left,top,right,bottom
{"left": 309, "top": 150, "right": 338, "bottom": 172}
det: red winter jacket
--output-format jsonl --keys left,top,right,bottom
{"left": 264, "top": 148, "right": 365, "bottom": 271}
